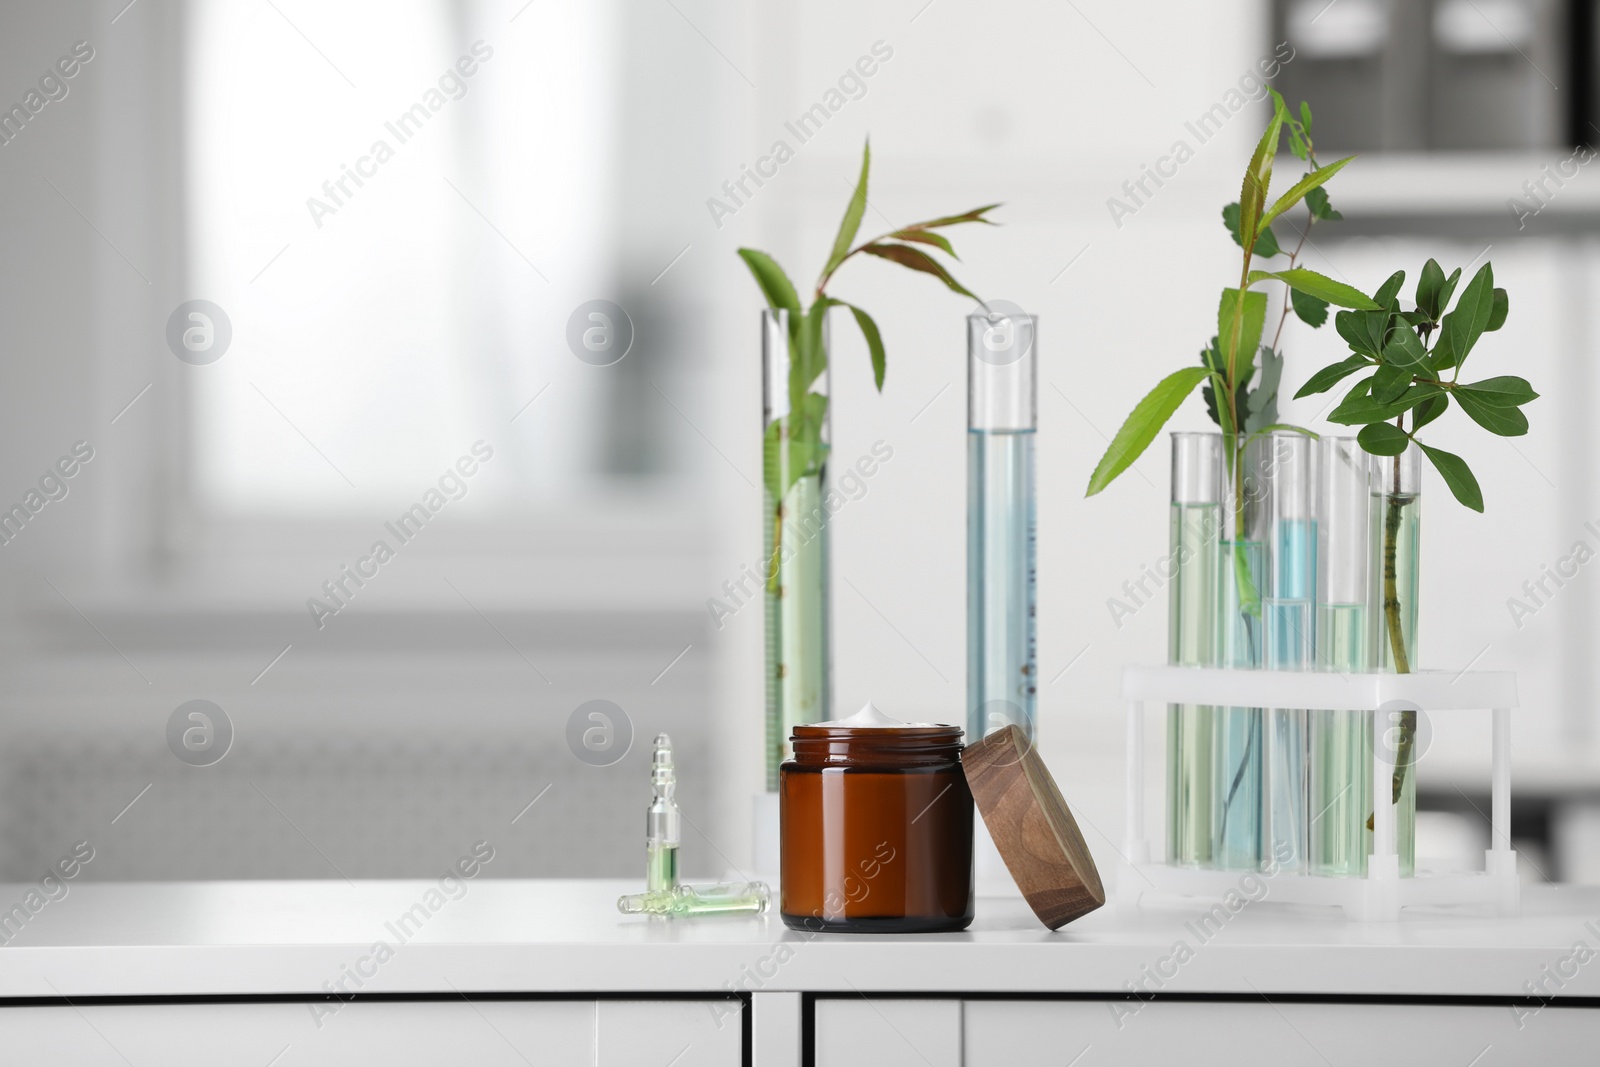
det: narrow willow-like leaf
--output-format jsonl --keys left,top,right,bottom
{"left": 1219, "top": 288, "right": 1267, "bottom": 378}
{"left": 1239, "top": 111, "right": 1284, "bottom": 250}
{"left": 1086, "top": 366, "right": 1211, "bottom": 496}
{"left": 1418, "top": 442, "right": 1484, "bottom": 512}
{"left": 908, "top": 204, "right": 1001, "bottom": 229}
{"left": 1257, "top": 155, "right": 1355, "bottom": 233}
{"left": 1248, "top": 268, "right": 1381, "bottom": 310}
{"left": 842, "top": 301, "right": 886, "bottom": 392}
{"left": 860, "top": 243, "right": 979, "bottom": 300}
{"left": 887, "top": 229, "right": 956, "bottom": 257}
{"left": 737, "top": 248, "right": 801, "bottom": 323}
{"left": 821, "top": 142, "right": 871, "bottom": 282}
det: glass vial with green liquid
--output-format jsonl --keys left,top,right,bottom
{"left": 1263, "top": 433, "right": 1316, "bottom": 873}
{"left": 762, "top": 309, "right": 832, "bottom": 790}
{"left": 966, "top": 311, "right": 1038, "bottom": 744}
{"left": 1167, "top": 432, "right": 1221, "bottom": 867}
{"left": 1213, "top": 436, "right": 1267, "bottom": 870}
{"left": 1310, "top": 437, "right": 1371, "bottom": 876}
{"left": 1370, "top": 444, "right": 1421, "bottom": 876}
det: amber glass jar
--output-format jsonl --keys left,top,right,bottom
{"left": 780, "top": 723, "right": 974, "bottom": 933}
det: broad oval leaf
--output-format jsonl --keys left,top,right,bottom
{"left": 1290, "top": 287, "right": 1329, "bottom": 327}
{"left": 1456, "top": 390, "right": 1529, "bottom": 436}
{"left": 1358, "top": 422, "right": 1411, "bottom": 456}
{"left": 1383, "top": 327, "right": 1429, "bottom": 370}
{"left": 1457, "top": 375, "right": 1538, "bottom": 407}
{"left": 1372, "top": 362, "right": 1412, "bottom": 403}
{"left": 1374, "top": 270, "right": 1406, "bottom": 309}
{"left": 1411, "top": 393, "right": 1449, "bottom": 431}
{"left": 1249, "top": 268, "right": 1381, "bottom": 310}
{"left": 1293, "top": 355, "right": 1369, "bottom": 399}
{"left": 1418, "top": 441, "right": 1484, "bottom": 512}
{"left": 1416, "top": 258, "right": 1446, "bottom": 319}
{"left": 1328, "top": 382, "right": 1443, "bottom": 425}
{"left": 1086, "top": 366, "right": 1212, "bottom": 496}
{"left": 1487, "top": 287, "right": 1509, "bottom": 331}
{"left": 1436, "top": 262, "right": 1495, "bottom": 372}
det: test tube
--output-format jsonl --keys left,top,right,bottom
{"left": 1310, "top": 436, "right": 1371, "bottom": 876}
{"left": 1263, "top": 433, "right": 1317, "bottom": 873}
{"left": 1168, "top": 432, "right": 1221, "bottom": 868}
{"left": 966, "top": 310, "right": 1038, "bottom": 744}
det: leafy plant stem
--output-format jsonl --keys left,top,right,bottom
{"left": 1383, "top": 417, "right": 1415, "bottom": 809}
{"left": 1269, "top": 222, "right": 1313, "bottom": 351}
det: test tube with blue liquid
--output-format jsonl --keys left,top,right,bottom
{"left": 1263, "top": 433, "right": 1316, "bottom": 872}
{"left": 966, "top": 309, "right": 1037, "bottom": 744}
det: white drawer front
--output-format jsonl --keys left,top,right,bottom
{"left": 963, "top": 999, "right": 1600, "bottom": 1066}
{"left": 0, "top": 998, "right": 741, "bottom": 1066}
{"left": 816, "top": 998, "right": 962, "bottom": 1067}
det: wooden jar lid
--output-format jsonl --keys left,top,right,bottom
{"left": 963, "top": 725, "right": 1105, "bottom": 930}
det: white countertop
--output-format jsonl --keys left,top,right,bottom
{"left": 1, "top": 880, "right": 1597, "bottom": 1000}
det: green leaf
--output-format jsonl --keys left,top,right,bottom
{"left": 1358, "top": 421, "right": 1411, "bottom": 456}
{"left": 1328, "top": 381, "right": 1443, "bottom": 425}
{"left": 821, "top": 140, "right": 870, "bottom": 283}
{"left": 1293, "top": 355, "right": 1370, "bottom": 398}
{"left": 1416, "top": 258, "right": 1446, "bottom": 320}
{"left": 1238, "top": 111, "right": 1284, "bottom": 253}
{"left": 1411, "top": 393, "right": 1448, "bottom": 431}
{"left": 1373, "top": 270, "right": 1406, "bottom": 309}
{"left": 1249, "top": 268, "right": 1382, "bottom": 310}
{"left": 1291, "top": 287, "right": 1329, "bottom": 327}
{"left": 1438, "top": 266, "right": 1463, "bottom": 312}
{"left": 1372, "top": 362, "right": 1412, "bottom": 402}
{"left": 1255, "top": 225, "right": 1282, "bottom": 258}
{"left": 1434, "top": 262, "right": 1494, "bottom": 371}
{"left": 1383, "top": 326, "right": 1429, "bottom": 370}
{"left": 1305, "top": 185, "right": 1342, "bottom": 221}
{"left": 842, "top": 301, "right": 886, "bottom": 392}
{"left": 1300, "top": 100, "right": 1313, "bottom": 133}
{"left": 791, "top": 298, "right": 837, "bottom": 404}
{"left": 1457, "top": 375, "right": 1538, "bottom": 407}
{"left": 1258, "top": 155, "right": 1355, "bottom": 233}
{"left": 737, "top": 248, "right": 801, "bottom": 323}
{"left": 907, "top": 204, "right": 1002, "bottom": 229}
{"left": 1222, "top": 202, "right": 1243, "bottom": 246}
{"left": 886, "top": 229, "right": 955, "bottom": 257}
{"left": 859, "top": 243, "right": 978, "bottom": 300}
{"left": 1086, "top": 366, "right": 1212, "bottom": 496}
{"left": 1418, "top": 442, "right": 1484, "bottom": 512}
{"left": 1335, "top": 309, "right": 1386, "bottom": 358}
{"left": 1219, "top": 288, "right": 1268, "bottom": 377}
{"left": 1487, "top": 288, "right": 1509, "bottom": 331}
{"left": 1244, "top": 347, "right": 1283, "bottom": 435}
{"left": 1456, "top": 390, "right": 1529, "bottom": 436}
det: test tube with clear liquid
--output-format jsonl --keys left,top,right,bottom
{"left": 966, "top": 311, "right": 1037, "bottom": 745}
{"left": 1167, "top": 433, "right": 1221, "bottom": 867}
{"left": 1310, "top": 437, "right": 1371, "bottom": 876}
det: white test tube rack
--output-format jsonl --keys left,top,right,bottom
{"left": 1119, "top": 665, "right": 1519, "bottom": 922}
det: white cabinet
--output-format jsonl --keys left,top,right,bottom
{"left": 0, "top": 999, "right": 741, "bottom": 1067}
{"left": 962, "top": 999, "right": 1600, "bottom": 1065}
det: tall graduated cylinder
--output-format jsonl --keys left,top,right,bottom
{"left": 1167, "top": 433, "right": 1221, "bottom": 867}
{"left": 1370, "top": 443, "right": 1421, "bottom": 876}
{"left": 762, "top": 309, "right": 832, "bottom": 789}
{"left": 966, "top": 311, "right": 1038, "bottom": 744}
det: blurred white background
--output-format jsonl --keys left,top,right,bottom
{"left": 0, "top": 0, "right": 1595, "bottom": 886}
